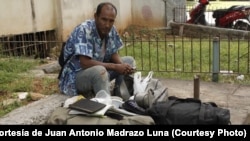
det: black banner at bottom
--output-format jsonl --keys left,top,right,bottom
{"left": 0, "top": 125, "right": 249, "bottom": 139}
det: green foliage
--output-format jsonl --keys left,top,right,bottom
{"left": 119, "top": 34, "right": 250, "bottom": 84}
{"left": 0, "top": 57, "right": 59, "bottom": 117}
{"left": 0, "top": 58, "right": 39, "bottom": 92}
{"left": 0, "top": 100, "right": 22, "bottom": 117}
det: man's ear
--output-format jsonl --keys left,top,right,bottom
{"left": 94, "top": 13, "right": 97, "bottom": 19}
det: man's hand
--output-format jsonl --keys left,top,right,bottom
{"left": 116, "top": 63, "right": 136, "bottom": 75}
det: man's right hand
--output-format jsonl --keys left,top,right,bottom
{"left": 116, "top": 63, "right": 135, "bottom": 75}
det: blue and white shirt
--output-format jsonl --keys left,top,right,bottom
{"left": 59, "top": 19, "right": 123, "bottom": 96}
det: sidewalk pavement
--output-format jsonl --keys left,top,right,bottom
{"left": 159, "top": 78, "right": 250, "bottom": 125}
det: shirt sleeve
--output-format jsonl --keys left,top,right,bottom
{"left": 73, "top": 25, "right": 93, "bottom": 58}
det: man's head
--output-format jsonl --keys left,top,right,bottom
{"left": 94, "top": 2, "right": 117, "bottom": 39}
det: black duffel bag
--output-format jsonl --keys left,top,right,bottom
{"left": 146, "top": 96, "right": 231, "bottom": 125}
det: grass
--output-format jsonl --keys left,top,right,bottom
{"left": 0, "top": 57, "right": 59, "bottom": 117}
{"left": 119, "top": 28, "right": 250, "bottom": 85}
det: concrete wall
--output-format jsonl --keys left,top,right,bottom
{"left": 0, "top": 0, "right": 32, "bottom": 35}
{"left": 59, "top": 0, "right": 93, "bottom": 40}
{"left": 0, "top": 0, "right": 186, "bottom": 41}
{"left": 116, "top": 0, "right": 132, "bottom": 33}
{"left": 33, "top": 0, "right": 57, "bottom": 32}
{"left": 59, "top": 0, "right": 132, "bottom": 41}
{"left": 59, "top": 0, "right": 186, "bottom": 40}
{"left": 132, "top": 0, "right": 165, "bottom": 27}
{"left": 130, "top": 0, "right": 186, "bottom": 27}
{"left": 0, "top": 0, "right": 56, "bottom": 35}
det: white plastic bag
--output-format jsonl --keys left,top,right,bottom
{"left": 141, "top": 71, "right": 153, "bottom": 90}
{"left": 91, "top": 90, "right": 112, "bottom": 105}
{"left": 133, "top": 71, "right": 168, "bottom": 109}
{"left": 133, "top": 71, "right": 153, "bottom": 95}
{"left": 133, "top": 72, "right": 142, "bottom": 95}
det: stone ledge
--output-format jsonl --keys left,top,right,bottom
{"left": 169, "top": 21, "right": 250, "bottom": 38}
{"left": 0, "top": 94, "right": 69, "bottom": 125}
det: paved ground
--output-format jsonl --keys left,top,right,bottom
{"left": 0, "top": 61, "right": 249, "bottom": 125}
{"left": 160, "top": 78, "right": 250, "bottom": 125}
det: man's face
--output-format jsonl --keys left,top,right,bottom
{"left": 95, "top": 5, "right": 116, "bottom": 39}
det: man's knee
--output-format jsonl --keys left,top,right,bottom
{"left": 92, "top": 66, "right": 109, "bottom": 80}
{"left": 122, "top": 56, "right": 136, "bottom": 67}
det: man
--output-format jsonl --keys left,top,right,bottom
{"left": 59, "top": 2, "right": 135, "bottom": 98}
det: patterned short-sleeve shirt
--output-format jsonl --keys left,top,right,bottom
{"left": 59, "top": 19, "right": 123, "bottom": 96}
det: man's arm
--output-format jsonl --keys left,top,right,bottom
{"left": 79, "top": 55, "right": 116, "bottom": 70}
{"left": 79, "top": 54, "right": 134, "bottom": 75}
{"left": 110, "top": 52, "right": 122, "bottom": 64}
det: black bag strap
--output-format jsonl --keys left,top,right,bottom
{"left": 198, "top": 102, "right": 205, "bottom": 124}
{"left": 168, "top": 96, "right": 201, "bottom": 103}
{"left": 164, "top": 96, "right": 199, "bottom": 113}
{"left": 58, "top": 55, "right": 72, "bottom": 79}
{"left": 58, "top": 42, "right": 73, "bottom": 79}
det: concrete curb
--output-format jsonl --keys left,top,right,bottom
{"left": 0, "top": 94, "right": 69, "bottom": 125}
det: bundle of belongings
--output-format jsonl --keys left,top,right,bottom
{"left": 46, "top": 71, "right": 231, "bottom": 125}
{"left": 46, "top": 90, "right": 155, "bottom": 125}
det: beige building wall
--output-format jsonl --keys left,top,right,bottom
{"left": 0, "top": 0, "right": 33, "bottom": 35}
{"left": 33, "top": 0, "right": 57, "bottom": 32}
{"left": 59, "top": 0, "right": 93, "bottom": 40}
{"left": 0, "top": 0, "right": 56, "bottom": 35}
{"left": 117, "top": 0, "right": 132, "bottom": 34}
{"left": 131, "top": 0, "right": 165, "bottom": 27}
{"left": 60, "top": 0, "right": 132, "bottom": 41}
{"left": 0, "top": 0, "right": 185, "bottom": 40}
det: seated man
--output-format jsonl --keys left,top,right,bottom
{"left": 58, "top": 2, "right": 135, "bottom": 98}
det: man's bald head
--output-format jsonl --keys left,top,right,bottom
{"left": 95, "top": 2, "right": 117, "bottom": 17}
